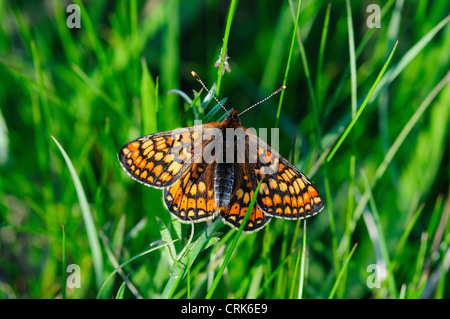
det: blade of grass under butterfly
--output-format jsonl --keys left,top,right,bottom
{"left": 97, "top": 240, "right": 174, "bottom": 298}
{"left": 51, "top": 135, "right": 104, "bottom": 289}
{"left": 159, "top": 218, "right": 194, "bottom": 297}
{"left": 289, "top": 220, "right": 307, "bottom": 299}
{"left": 100, "top": 230, "right": 143, "bottom": 299}
{"left": 275, "top": 223, "right": 289, "bottom": 298}
{"left": 165, "top": 265, "right": 185, "bottom": 299}
{"left": 246, "top": 265, "right": 264, "bottom": 299}
{"left": 289, "top": 242, "right": 302, "bottom": 299}
{"left": 156, "top": 216, "right": 178, "bottom": 268}
{"left": 216, "top": 0, "right": 238, "bottom": 96}
{"left": 328, "top": 243, "right": 357, "bottom": 299}
{"left": 186, "top": 254, "right": 191, "bottom": 299}
{"left": 326, "top": 41, "right": 398, "bottom": 163}
{"left": 161, "top": 218, "right": 221, "bottom": 298}
{"left": 205, "top": 180, "right": 263, "bottom": 299}
{"left": 298, "top": 220, "right": 307, "bottom": 299}
{"left": 256, "top": 248, "right": 297, "bottom": 298}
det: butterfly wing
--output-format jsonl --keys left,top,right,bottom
{"left": 220, "top": 162, "right": 271, "bottom": 232}
{"left": 163, "top": 161, "right": 218, "bottom": 222}
{"left": 247, "top": 131, "right": 324, "bottom": 219}
{"left": 118, "top": 123, "right": 219, "bottom": 189}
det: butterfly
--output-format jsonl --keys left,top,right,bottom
{"left": 118, "top": 72, "right": 324, "bottom": 232}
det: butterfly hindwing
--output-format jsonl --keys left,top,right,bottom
{"left": 220, "top": 162, "right": 271, "bottom": 232}
{"left": 163, "top": 161, "right": 218, "bottom": 222}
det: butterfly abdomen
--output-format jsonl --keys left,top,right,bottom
{"left": 214, "top": 162, "right": 234, "bottom": 208}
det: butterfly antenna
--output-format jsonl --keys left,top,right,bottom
{"left": 191, "top": 71, "right": 230, "bottom": 116}
{"left": 238, "top": 85, "right": 286, "bottom": 116}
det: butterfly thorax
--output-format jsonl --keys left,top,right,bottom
{"left": 222, "top": 110, "right": 241, "bottom": 126}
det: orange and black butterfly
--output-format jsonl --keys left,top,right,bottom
{"left": 118, "top": 72, "right": 323, "bottom": 232}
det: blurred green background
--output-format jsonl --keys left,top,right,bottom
{"left": 0, "top": 0, "right": 449, "bottom": 299}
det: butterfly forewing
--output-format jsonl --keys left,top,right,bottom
{"left": 246, "top": 131, "right": 324, "bottom": 219}
{"left": 118, "top": 124, "right": 218, "bottom": 189}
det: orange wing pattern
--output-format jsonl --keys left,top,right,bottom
{"left": 163, "top": 161, "right": 218, "bottom": 222}
{"left": 118, "top": 124, "right": 218, "bottom": 189}
{"left": 119, "top": 111, "right": 324, "bottom": 233}
{"left": 220, "top": 163, "right": 271, "bottom": 232}
{"left": 247, "top": 132, "right": 324, "bottom": 219}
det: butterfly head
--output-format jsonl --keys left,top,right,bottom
{"left": 225, "top": 110, "right": 241, "bottom": 125}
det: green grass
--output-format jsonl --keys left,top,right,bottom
{"left": 0, "top": 0, "right": 449, "bottom": 299}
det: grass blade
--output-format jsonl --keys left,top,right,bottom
{"left": 115, "top": 279, "right": 127, "bottom": 299}
{"left": 97, "top": 240, "right": 175, "bottom": 298}
{"left": 361, "top": 168, "right": 397, "bottom": 297}
{"left": 326, "top": 41, "right": 398, "bottom": 162}
{"left": 215, "top": 0, "right": 239, "bottom": 96}
{"left": 100, "top": 230, "right": 143, "bottom": 299}
{"left": 140, "top": 58, "right": 158, "bottom": 134}
{"left": 156, "top": 216, "right": 178, "bottom": 267}
{"left": 51, "top": 135, "right": 104, "bottom": 289}
{"left": 298, "top": 220, "right": 307, "bottom": 299}
{"left": 340, "top": 0, "right": 357, "bottom": 298}
{"left": 316, "top": 3, "right": 331, "bottom": 110}
{"left": 346, "top": 0, "right": 357, "bottom": 116}
{"left": 372, "top": 14, "right": 450, "bottom": 101}
{"left": 61, "top": 224, "right": 66, "bottom": 299}
{"left": 205, "top": 180, "right": 263, "bottom": 299}
{"left": 275, "top": 0, "right": 302, "bottom": 128}
{"left": 246, "top": 265, "right": 264, "bottom": 299}
{"left": 328, "top": 243, "right": 357, "bottom": 299}
{"left": 338, "top": 71, "right": 450, "bottom": 255}
{"left": 161, "top": 219, "right": 222, "bottom": 298}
